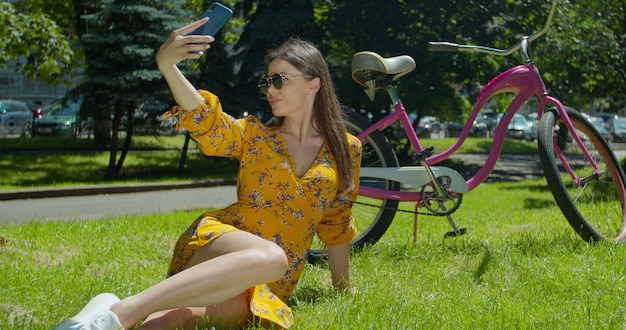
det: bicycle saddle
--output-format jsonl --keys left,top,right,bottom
{"left": 352, "top": 51, "right": 416, "bottom": 101}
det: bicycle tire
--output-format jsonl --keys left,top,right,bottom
{"left": 307, "top": 110, "right": 400, "bottom": 262}
{"left": 537, "top": 106, "right": 626, "bottom": 242}
{"left": 344, "top": 110, "right": 401, "bottom": 247}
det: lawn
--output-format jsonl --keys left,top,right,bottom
{"left": 2, "top": 178, "right": 625, "bottom": 329}
{"left": 0, "top": 136, "right": 536, "bottom": 190}
{"left": 0, "top": 152, "right": 238, "bottom": 189}
{"left": 0, "top": 135, "right": 238, "bottom": 190}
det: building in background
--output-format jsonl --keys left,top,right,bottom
{"left": 0, "top": 60, "right": 80, "bottom": 110}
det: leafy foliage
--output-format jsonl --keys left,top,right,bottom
{"left": 232, "top": 0, "right": 320, "bottom": 118}
{"left": 4, "top": 0, "right": 625, "bottom": 176}
{"left": 317, "top": 0, "right": 562, "bottom": 122}
{"left": 75, "top": 0, "right": 190, "bottom": 177}
{"left": 540, "top": 0, "right": 626, "bottom": 111}
{"left": 79, "top": 1, "right": 184, "bottom": 101}
{"left": 0, "top": 2, "right": 74, "bottom": 84}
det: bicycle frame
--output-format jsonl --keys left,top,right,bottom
{"left": 338, "top": 0, "right": 626, "bottom": 248}
{"left": 356, "top": 61, "right": 602, "bottom": 201}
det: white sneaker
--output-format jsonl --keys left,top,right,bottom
{"left": 54, "top": 293, "right": 124, "bottom": 330}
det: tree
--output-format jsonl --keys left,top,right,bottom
{"left": 233, "top": 0, "right": 320, "bottom": 119}
{"left": 319, "top": 0, "right": 626, "bottom": 119}
{"left": 316, "top": 0, "right": 505, "bottom": 160}
{"left": 77, "top": 0, "right": 189, "bottom": 179}
{"left": 320, "top": 0, "right": 557, "bottom": 120}
{"left": 0, "top": 2, "right": 74, "bottom": 84}
{"left": 539, "top": 0, "right": 626, "bottom": 112}
{"left": 153, "top": 0, "right": 242, "bottom": 175}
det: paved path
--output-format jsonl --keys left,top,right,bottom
{"left": 452, "top": 150, "right": 626, "bottom": 183}
{"left": 0, "top": 185, "right": 237, "bottom": 224}
{"left": 3, "top": 151, "right": 625, "bottom": 224}
{"left": 0, "top": 154, "right": 538, "bottom": 224}
{"left": 452, "top": 153, "right": 544, "bottom": 182}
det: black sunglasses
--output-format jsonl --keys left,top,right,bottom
{"left": 258, "top": 73, "right": 306, "bottom": 94}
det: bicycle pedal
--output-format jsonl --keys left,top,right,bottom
{"left": 444, "top": 227, "right": 467, "bottom": 238}
{"left": 415, "top": 146, "right": 435, "bottom": 162}
{"left": 306, "top": 250, "right": 328, "bottom": 264}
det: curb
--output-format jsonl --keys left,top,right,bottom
{"left": 0, "top": 178, "right": 236, "bottom": 201}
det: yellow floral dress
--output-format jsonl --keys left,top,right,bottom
{"left": 164, "top": 90, "right": 362, "bottom": 328}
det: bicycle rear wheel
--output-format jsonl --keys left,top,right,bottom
{"left": 307, "top": 110, "right": 400, "bottom": 262}
{"left": 345, "top": 111, "right": 401, "bottom": 248}
{"left": 537, "top": 107, "right": 626, "bottom": 242}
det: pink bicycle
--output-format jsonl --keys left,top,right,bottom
{"left": 312, "top": 0, "right": 626, "bottom": 258}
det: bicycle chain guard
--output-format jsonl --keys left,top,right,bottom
{"left": 355, "top": 178, "right": 463, "bottom": 218}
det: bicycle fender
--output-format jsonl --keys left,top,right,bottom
{"left": 360, "top": 166, "right": 469, "bottom": 193}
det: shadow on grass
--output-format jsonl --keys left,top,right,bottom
{"left": 0, "top": 152, "right": 238, "bottom": 188}
{"left": 289, "top": 284, "right": 335, "bottom": 306}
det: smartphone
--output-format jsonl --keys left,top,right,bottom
{"left": 189, "top": 2, "right": 233, "bottom": 37}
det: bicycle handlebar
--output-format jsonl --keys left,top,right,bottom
{"left": 428, "top": 0, "right": 558, "bottom": 56}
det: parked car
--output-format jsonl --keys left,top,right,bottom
{"left": 416, "top": 116, "right": 441, "bottom": 137}
{"left": 593, "top": 112, "right": 617, "bottom": 128}
{"left": 35, "top": 99, "right": 81, "bottom": 136}
{"left": 608, "top": 117, "right": 626, "bottom": 142}
{"left": 444, "top": 121, "right": 464, "bottom": 137}
{"left": 134, "top": 102, "right": 175, "bottom": 135}
{"left": 506, "top": 114, "right": 533, "bottom": 141}
{"left": 526, "top": 112, "right": 539, "bottom": 141}
{"left": 0, "top": 99, "right": 33, "bottom": 137}
{"left": 471, "top": 109, "right": 499, "bottom": 137}
{"left": 588, "top": 116, "right": 611, "bottom": 142}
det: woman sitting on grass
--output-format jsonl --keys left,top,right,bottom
{"left": 54, "top": 17, "right": 361, "bottom": 330}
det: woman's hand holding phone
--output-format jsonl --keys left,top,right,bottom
{"left": 157, "top": 2, "right": 232, "bottom": 66}
{"left": 156, "top": 18, "right": 214, "bottom": 69}
{"left": 188, "top": 2, "right": 233, "bottom": 38}
{"left": 156, "top": 18, "right": 213, "bottom": 111}
{"left": 156, "top": 3, "right": 232, "bottom": 110}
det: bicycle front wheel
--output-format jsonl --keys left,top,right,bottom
{"left": 537, "top": 107, "right": 626, "bottom": 242}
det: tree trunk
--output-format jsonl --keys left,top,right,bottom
{"left": 115, "top": 105, "right": 135, "bottom": 174}
{"left": 92, "top": 89, "right": 112, "bottom": 147}
{"left": 178, "top": 132, "right": 191, "bottom": 176}
{"left": 105, "top": 100, "right": 123, "bottom": 180}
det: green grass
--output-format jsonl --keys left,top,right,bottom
{"left": 0, "top": 135, "right": 538, "bottom": 154}
{"left": 0, "top": 152, "right": 238, "bottom": 189}
{"left": 2, "top": 179, "right": 626, "bottom": 329}
{"left": 0, "top": 135, "right": 189, "bottom": 151}
{"left": 422, "top": 137, "right": 539, "bottom": 154}
{"left": 0, "top": 135, "right": 238, "bottom": 189}
{"left": 0, "top": 136, "right": 535, "bottom": 190}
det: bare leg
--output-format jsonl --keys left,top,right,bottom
{"left": 137, "top": 293, "right": 251, "bottom": 329}
{"left": 110, "top": 231, "right": 287, "bottom": 329}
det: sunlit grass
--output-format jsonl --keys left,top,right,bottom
{"left": 0, "top": 152, "right": 238, "bottom": 189}
{"left": 0, "top": 135, "right": 189, "bottom": 151}
{"left": 2, "top": 179, "right": 626, "bottom": 329}
{"left": 0, "top": 135, "right": 240, "bottom": 189}
{"left": 0, "top": 136, "right": 536, "bottom": 190}
{"left": 420, "top": 137, "right": 538, "bottom": 155}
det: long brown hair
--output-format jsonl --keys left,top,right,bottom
{"left": 265, "top": 38, "right": 354, "bottom": 190}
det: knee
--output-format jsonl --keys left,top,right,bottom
{"left": 252, "top": 243, "right": 288, "bottom": 281}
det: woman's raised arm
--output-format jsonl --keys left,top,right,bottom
{"left": 156, "top": 18, "right": 213, "bottom": 110}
